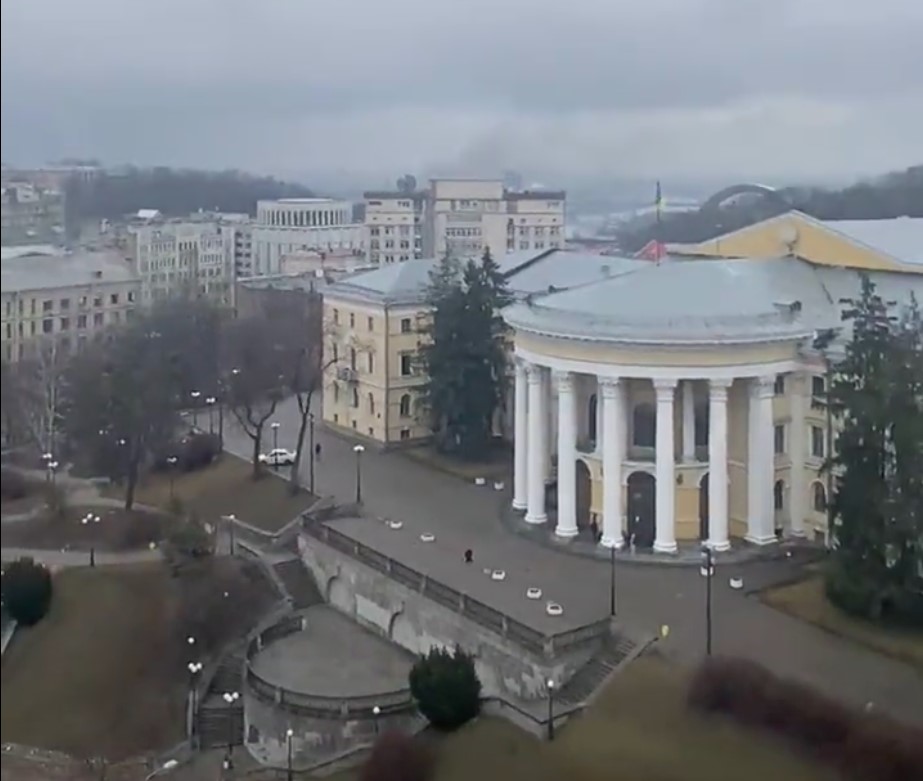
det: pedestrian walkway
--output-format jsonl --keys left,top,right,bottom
{"left": 0, "top": 546, "right": 160, "bottom": 569}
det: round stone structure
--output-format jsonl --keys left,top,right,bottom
{"left": 243, "top": 605, "right": 418, "bottom": 768}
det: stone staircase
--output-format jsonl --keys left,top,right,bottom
{"left": 196, "top": 650, "right": 245, "bottom": 749}
{"left": 272, "top": 558, "right": 323, "bottom": 609}
{"left": 555, "top": 634, "right": 639, "bottom": 707}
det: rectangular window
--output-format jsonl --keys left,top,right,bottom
{"left": 401, "top": 318, "right": 412, "bottom": 334}
{"left": 128, "top": 290, "right": 136, "bottom": 303}
{"left": 400, "top": 353, "right": 412, "bottom": 376}
{"left": 43, "top": 300, "right": 53, "bottom": 312}
{"left": 774, "top": 374, "right": 785, "bottom": 395}
{"left": 812, "top": 375, "right": 826, "bottom": 399}
{"left": 349, "top": 312, "right": 355, "bottom": 328}
{"left": 110, "top": 293, "right": 119, "bottom": 305}
{"left": 77, "top": 314, "right": 87, "bottom": 329}
{"left": 94, "top": 296, "right": 103, "bottom": 307}
{"left": 333, "top": 308, "right": 340, "bottom": 324}
{"left": 42, "top": 318, "right": 53, "bottom": 334}
{"left": 774, "top": 424, "right": 785, "bottom": 454}
{"left": 60, "top": 317, "right": 70, "bottom": 331}
{"left": 811, "top": 425, "right": 825, "bottom": 459}
{"left": 93, "top": 313, "right": 104, "bottom": 326}
{"left": 332, "top": 343, "right": 338, "bottom": 361}
{"left": 60, "top": 298, "right": 71, "bottom": 311}
{"left": 367, "top": 316, "right": 374, "bottom": 332}
{"left": 400, "top": 428, "right": 411, "bottom": 441}
{"left": 367, "top": 353, "right": 374, "bottom": 373}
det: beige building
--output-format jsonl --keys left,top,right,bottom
{"left": 362, "top": 179, "right": 565, "bottom": 265}
{"left": 1, "top": 248, "right": 140, "bottom": 363}
{"left": 325, "top": 213, "right": 921, "bottom": 550}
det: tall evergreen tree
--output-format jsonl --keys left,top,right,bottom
{"left": 419, "top": 249, "right": 512, "bottom": 459}
{"left": 826, "top": 276, "right": 923, "bottom": 624}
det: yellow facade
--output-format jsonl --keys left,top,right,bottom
{"left": 675, "top": 211, "right": 921, "bottom": 275}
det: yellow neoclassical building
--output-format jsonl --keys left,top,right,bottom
{"left": 323, "top": 212, "right": 921, "bottom": 550}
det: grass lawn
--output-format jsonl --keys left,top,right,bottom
{"left": 2, "top": 505, "right": 168, "bottom": 551}
{"left": 762, "top": 576, "right": 923, "bottom": 672}
{"left": 103, "top": 455, "right": 316, "bottom": 533}
{"left": 402, "top": 441, "right": 511, "bottom": 482}
{"left": 0, "top": 558, "right": 277, "bottom": 760}
{"left": 329, "top": 656, "right": 835, "bottom": 781}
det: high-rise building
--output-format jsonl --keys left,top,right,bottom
{"left": 362, "top": 179, "right": 565, "bottom": 265}
{"left": 250, "top": 198, "right": 363, "bottom": 277}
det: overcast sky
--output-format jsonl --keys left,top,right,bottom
{"left": 2, "top": 0, "right": 921, "bottom": 183}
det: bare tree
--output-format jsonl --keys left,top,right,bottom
{"left": 6, "top": 339, "right": 68, "bottom": 456}
{"left": 222, "top": 316, "right": 288, "bottom": 479}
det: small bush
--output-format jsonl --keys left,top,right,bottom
{"left": 0, "top": 468, "right": 29, "bottom": 500}
{"left": 359, "top": 731, "right": 434, "bottom": 781}
{"left": 1, "top": 557, "right": 53, "bottom": 626}
{"left": 409, "top": 645, "right": 481, "bottom": 731}
{"left": 154, "top": 432, "right": 221, "bottom": 473}
{"left": 164, "top": 517, "right": 212, "bottom": 569}
{"left": 688, "top": 656, "right": 923, "bottom": 781}
{"left": 826, "top": 561, "right": 923, "bottom": 628}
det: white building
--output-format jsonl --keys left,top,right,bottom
{"left": 251, "top": 198, "right": 362, "bottom": 277}
{"left": 362, "top": 179, "right": 565, "bottom": 265}
{"left": 128, "top": 218, "right": 236, "bottom": 307}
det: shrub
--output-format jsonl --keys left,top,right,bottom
{"left": 409, "top": 645, "right": 481, "bottom": 730}
{"left": 359, "top": 731, "right": 434, "bottom": 781}
{"left": 164, "top": 517, "right": 212, "bottom": 570}
{"left": 688, "top": 656, "right": 923, "bottom": 780}
{"left": 0, "top": 468, "right": 29, "bottom": 500}
{"left": 154, "top": 432, "right": 221, "bottom": 473}
{"left": 1, "top": 557, "right": 53, "bottom": 625}
{"left": 826, "top": 561, "right": 923, "bottom": 628}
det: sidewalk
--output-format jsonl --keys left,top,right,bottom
{"left": 0, "top": 546, "right": 161, "bottom": 569}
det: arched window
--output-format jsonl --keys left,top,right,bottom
{"left": 812, "top": 482, "right": 827, "bottom": 513}
{"left": 588, "top": 394, "right": 598, "bottom": 443}
{"left": 632, "top": 403, "right": 655, "bottom": 448}
{"left": 351, "top": 388, "right": 359, "bottom": 408}
{"left": 399, "top": 394, "right": 411, "bottom": 417}
{"left": 350, "top": 347, "right": 357, "bottom": 371}
{"left": 774, "top": 480, "right": 785, "bottom": 511}
{"left": 333, "top": 383, "right": 339, "bottom": 403}
{"left": 694, "top": 403, "right": 709, "bottom": 447}
{"left": 368, "top": 393, "right": 375, "bottom": 415}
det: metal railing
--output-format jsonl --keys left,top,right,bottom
{"left": 301, "top": 517, "right": 609, "bottom": 658}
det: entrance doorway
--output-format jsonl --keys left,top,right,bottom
{"left": 627, "top": 471, "right": 656, "bottom": 548}
{"left": 576, "top": 460, "right": 592, "bottom": 532}
{"left": 699, "top": 472, "right": 710, "bottom": 540}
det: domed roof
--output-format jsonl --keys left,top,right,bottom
{"left": 502, "top": 257, "right": 835, "bottom": 346}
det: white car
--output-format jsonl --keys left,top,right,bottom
{"left": 259, "top": 448, "right": 296, "bottom": 466}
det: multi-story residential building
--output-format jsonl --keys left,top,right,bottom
{"left": 250, "top": 198, "right": 362, "bottom": 277}
{"left": 363, "top": 191, "right": 427, "bottom": 265}
{"left": 361, "top": 179, "right": 565, "bottom": 265}
{"left": 1, "top": 182, "right": 66, "bottom": 246}
{"left": 1, "top": 248, "right": 140, "bottom": 363}
{"left": 127, "top": 217, "right": 236, "bottom": 307}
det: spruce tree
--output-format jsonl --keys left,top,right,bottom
{"left": 419, "top": 249, "right": 511, "bottom": 459}
{"left": 826, "top": 276, "right": 923, "bottom": 624}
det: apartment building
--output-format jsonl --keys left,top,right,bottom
{"left": 1, "top": 182, "right": 66, "bottom": 246}
{"left": 250, "top": 198, "right": 363, "bottom": 277}
{"left": 361, "top": 179, "right": 565, "bottom": 265}
{"left": 1, "top": 248, "right": 140, "bottom": 363}
{"left": 127, "top": 218, "right": 236, "bottom": 306}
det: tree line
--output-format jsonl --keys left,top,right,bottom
{"left": 1, "top": 291, "right": 325, "bottom": 509}
{"left": 617, "top": 165, "right": 923, "bottom": 252}
{"left": 64, "top": 167, "right": 315, "bottom": 232}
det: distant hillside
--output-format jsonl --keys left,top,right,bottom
{"left": 617, "top": 165, "right": 922, "bottom": 252}
{"left": 65, "top": 166, "right": 315, "bottom": 229}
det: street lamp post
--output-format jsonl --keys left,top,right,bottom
{"left": 187, "top": 661, "right": 203, "bottom": 737}
{"left": 308, "top": 413, "right": 316, "bottom": 494}
{"left": 166, "top": 456, "right": 178, "bottom": 502}
{"left": 271, "top": 422, "right": 281, "bottom": 455}
{"left": 205, "top": 396, "right": 216, "bottom": 434}
{"left": 702, "top": 545, "right": 714, "bottom": 657}
{"left": 353, "top": 444, "right": 365, "bottom": 504}
{"left": 81, "top": 512, "right": 101, "bottom": 567}
{"left": 372, "top": 705, "right": 381, "bottom": 737}
{"left": 285, "top": 727, "right": 294, "bottom": 781}
{"left": 222, "top": 691, "right": 240, "bottom": 755}
{"left": 190, "top": 390, "right": 201, "bottom": 429}
{"left": 223, "top": 514, "right": 237, "bottom": 555}
{"left": 609, "top": 544, "right": 617, "bottom": 616}
{"left": 47, "top": 459, "right": 59, "bottom": 488}
{"left": 546, "top": 679, "right": 555, "bottom": 741}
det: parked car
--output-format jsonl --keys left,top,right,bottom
{"left": 258, "top": 448, "right": 296, "bottom": 466}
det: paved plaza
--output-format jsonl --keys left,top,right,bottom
{"left": 223, "top": 399, "right": 923, "bottom": 727}
{"left": 249, "top": 605, "right": 413, "bottom": 697}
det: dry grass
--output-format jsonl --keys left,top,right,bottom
{"left": 0, "top": 558, "right": 277, "bottom": 761}
{"left": 2, "top": 505, "right": 168, "bottom": 551}
{"left": 762, "top": 576, "right": 923, "bottom": 672}
{"left": 330, "top": 656, "right": 835, "bottom": 781}
{"left": 103, "top": 455, "right": 316, "bottom": 532}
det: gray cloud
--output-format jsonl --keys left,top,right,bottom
{"left": 2, "top": 0, "right": 922, "bottom": 181}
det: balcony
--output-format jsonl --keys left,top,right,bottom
{"left": 336, "top": 367, "right": 358, "bottom": 383}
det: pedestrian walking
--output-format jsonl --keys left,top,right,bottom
{"left": 314, "top": 442, "right": 322, "bottom": 462}
{"left": 464, "top": 548, "right": 473, "bottom": 564}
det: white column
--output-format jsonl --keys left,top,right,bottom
{"left": 788, "top": 373, "right": 807, "bottom": 536}
{"left": 653, "top": 379, "right": 677, "bottom": 553}
{"left": 682, "top": 380, "right": 696, "bottom": 461}
{"left": 746, "top": 375, "right": 777, "bottom": 545}
{"left": 707, "top": 379, "right": 732, "bottom": 551}
{"left": 542, "top": 370, "right": 553, "bottom": 483}
{"left": 525, "top": 364, "right": 547, "bottom": 525}
{"left": 554, "top": 371, "right": 578, "bottom": 538}
{"left": 512, "top": 359, "right": 528, "bottom": 510}
{"left": 600, "top": 378, "right": 625, "bottom": 548}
